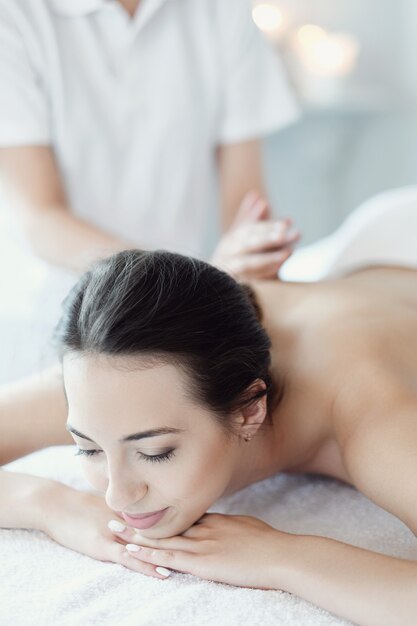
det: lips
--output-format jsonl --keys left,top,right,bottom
{"left": 122, "top": 509, "right": 164, "bottom": 520}
{"left": 120, "top": 508, "right": 169, "bottom": 530}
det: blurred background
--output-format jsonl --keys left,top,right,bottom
{"left": 255, "top": 0, "right": 417, "bottom": 243}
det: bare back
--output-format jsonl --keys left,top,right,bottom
{"left": 254, "top": 266, "right": 417, "bottom": 487}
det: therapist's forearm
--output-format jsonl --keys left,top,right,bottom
{"left": 274, "top": 533, "right": 417, "bottom": 626}
{"left": 23, "top": 204, "right": 138, "bottom": 273}
{"left": 217, "top": 139, "right": 267, "bottom": 232}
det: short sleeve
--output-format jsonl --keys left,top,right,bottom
{"left": 215, "top": 0, "right": 299, "bottom": 144}
{"left": 0, "top": 5, "right": 51, "bottom": 146}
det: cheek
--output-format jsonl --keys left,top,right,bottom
{"left": 171, "top": 443, "right": 231, "bottom": 500}
{"left": 79, "top": 460, "right": 108, "bottom": 491}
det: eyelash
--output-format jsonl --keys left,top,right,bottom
{"left": 74, "top": 448, "right": 176, "bottom": 463}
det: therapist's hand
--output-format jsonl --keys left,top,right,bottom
{"left": 211, "top": 191, "right": 300, "bottom": 280}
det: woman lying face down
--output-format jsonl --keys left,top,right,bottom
{"left": 55, "top": 249, "right": 417, "bottom": 625}
{"left": 60, "top": 250, "right": 283, "bottom": 538}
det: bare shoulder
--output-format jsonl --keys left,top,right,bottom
{"left": 269, "top": 277, "right": 417, "bottom": 534}
{"left": 339, "top": 391, "right": 417, "bottom": 536}
{"left": 322, "top": 326, "right": 417, "bottom": 534}
{"left": 297, "top": 285, "right": 417, "bottom": 434}
{"left": 308, "top": 286, "right": 417, "bottom": 532}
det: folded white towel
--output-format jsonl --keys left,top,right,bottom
{"left": 281, "top": 185, "right": 417, "bottom": 282}
{"left": 2, "top": 446, "right": 416, "bottom": 626}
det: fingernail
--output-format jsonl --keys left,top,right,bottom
{"left": 156, "top": 567, "right": 171, "bottom": 577}
{"left": 108, "top": 520, "right": 126, "bottom": 532}
{"left": 126, "top": 543, "right": 141, "bottom": 552}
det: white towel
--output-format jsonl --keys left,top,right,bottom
{"left": 281, "top": 185, "right": 417, "bottom": 282}
{"left": 2, "top": 446, "right": 416, "bottom": 626}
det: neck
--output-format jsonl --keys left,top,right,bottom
{"left": 223, "top": 280, "right": 332, "bottom": 495}
{"left": 118, "top": 0, "right": 140, "bottom": 18}
{"left": 250, "top": 278, "right": 312, "bottom": 322}
{"left": 223, "top": 425, "right": 282, "bottom": 496}
{"left": 225, "top": 406, "right": 331, "bottom": 496}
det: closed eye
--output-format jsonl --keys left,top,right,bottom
{"left": 74, "top": 448, "right": 176, "bottom": 463}
{"left": 74, "top": 448, "right": 100, "bottom": 457}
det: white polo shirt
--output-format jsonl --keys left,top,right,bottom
{"left": 0, "top": 0, "right": 298, "bottom": 258}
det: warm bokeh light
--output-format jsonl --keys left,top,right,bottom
{"left": 252, "top": 3, "right": 284, "bottom": 38}
{"left": 292, "top": 24, "right": 359, "bottom": 77}
{"left": 295, "top": 24, "right": 327, "bottom": 47}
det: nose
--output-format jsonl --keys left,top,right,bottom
{"left": 104, "top": 466, "right": 148, "bottom": 513}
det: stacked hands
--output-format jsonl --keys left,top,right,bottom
{"left": 106, "top": 512, "right": 290, "bottom": 589}
{"left": 211, "top": 190, "right": 300, "bottom": 280}
{"left": 42, "top": 486, "right": 290, "bottom": 591}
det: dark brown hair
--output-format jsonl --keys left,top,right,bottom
{"left": 56, "top": 250, "right": 283, "bottom": 432}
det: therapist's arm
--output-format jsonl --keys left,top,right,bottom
{"left": 0, "top": 146, "right": 137, "bottom": 273}
{"left": 217, "top": 139, "right": 267, "bottom": 231}
{"left": 215, "top": 139, "right": 300, "bottom": 279}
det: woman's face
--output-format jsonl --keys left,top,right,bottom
{"left": 63, "top": 353, "right": 240, "bottom": 538}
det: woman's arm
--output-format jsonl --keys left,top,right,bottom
{"left": 113, "top": 513, "right": 417, "bottom": 626}
{"left": 0, "top": 365, "right": 71, "bottom": 465}
{"left": 274, "top": 533, "right": 417, "bottom": 626}
{"left": 340, "top": 403, "right": 417, "bottom": 537}
{"left": 0, "top": 468, "right": 171, "bottom": 578}
{"left": 0, "top": 467, "right": 63, "bottom": 530}
{"left": 0, "top": 146, "right": 137, "bottom": 273}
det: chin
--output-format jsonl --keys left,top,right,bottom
{"left": 149, "top": 511, "right": 203, "bottom": 539}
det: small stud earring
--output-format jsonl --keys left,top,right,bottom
{"left": 243, "top": 434, "right": 252, "bottom": 442}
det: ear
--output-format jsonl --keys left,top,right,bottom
{"left": 229, "top": 379, "right": 268, "bottom": 440}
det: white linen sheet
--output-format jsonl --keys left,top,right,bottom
{"left": 2, "top": 446, "right": 416, "bottom": 626}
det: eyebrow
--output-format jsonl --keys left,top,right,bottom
{"left": 65, "top": 424, "right": 185, "bottom": 443}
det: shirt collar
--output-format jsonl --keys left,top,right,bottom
{"left": 47, "top": 0, "right": 109, "bottom": 17}
{"left": 47, "top": 0, "right": 169, "bottom": 22}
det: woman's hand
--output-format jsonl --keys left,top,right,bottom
{"left": 40, "top": 484, "right": 173, "bottom": 579}
{"left": 109, "top": 512, "right": 294, "bottom": 589}
{"left": 211, "top": 191, "right": 300, "bottom": 281}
